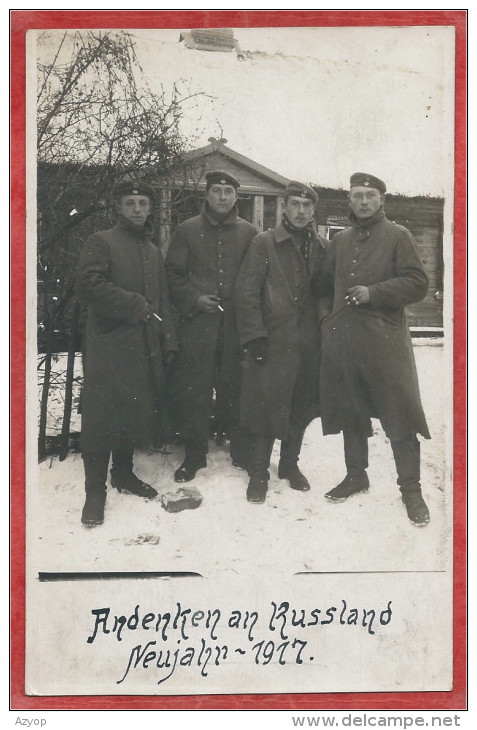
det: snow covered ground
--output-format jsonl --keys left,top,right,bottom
{"left": 31, "top": 341, "right": 451, "bottom": 579}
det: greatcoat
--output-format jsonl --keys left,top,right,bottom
{"left": 319, "top": 209, "right": 431, "bottom": 441}
{"left": 165, "top": 203, "right": 257, "bottom": 442}
{"left": 234, "top": 223, "right": 329, "bottom": 440}
{"left": 76, "top": 216, "right": 177, "bottom": 452}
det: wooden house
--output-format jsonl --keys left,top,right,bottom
{"left": 153, "top": 137, "right": 289, "bottom": 248}
{"left": 153, "top": 139, "right": 444, "bottom": 329}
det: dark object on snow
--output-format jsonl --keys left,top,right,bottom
{"left": 161, "top": 486, "right": 203, "bottom": 513}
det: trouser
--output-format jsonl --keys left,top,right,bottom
{"left": 343, "top": 427, "right": 421, "bottom": 491}
{"left": 229, "top": 425, "right": 251, "bottom": 463}
{"left": 391, "top": 435, "right": 421, "bottom": 494}
{"left": 180, "top": 317, "right": 241, "bottom": 448}
{"left": 82, "top": 447, "right": 135, "bottom": 492}
{"left": 247, "top": 426, "right": 306, "bottom": 480}
{"left": 183, "top": 439, "right": 208, "bottom": 467}
{"left": 183, "top": 428, "right": 250, "bottom": 464}
{"left": 280, "top": 426, "right": 306, "bottom": 467}
{"left": 343, "top": 428, "right": 369, "bottom": 477}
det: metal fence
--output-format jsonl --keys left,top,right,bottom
{"left": 37, "top": 300, "right": 82, "bottom": 461}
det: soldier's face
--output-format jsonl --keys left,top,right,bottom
{"left": 118, "top": 195, "right": 151, "bottom": 226}
{"left": 349, "top": 186, "right": 384, "bottom": 219}
{"left": 206, "top": 184, "right": 237, "bottom": 216}
{"left": 284, "top": 196, "right": 315, "bottom": 228}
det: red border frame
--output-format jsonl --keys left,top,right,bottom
{"left": 10, "top": 9, "right": 467, "bottom": 711}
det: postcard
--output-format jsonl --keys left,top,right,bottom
{"left": 10, "top": 10, "right": 466, "bottom": 711}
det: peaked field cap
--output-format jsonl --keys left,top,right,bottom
{"left": 205, "top": 170, "right": 240, "bottom": 189}
{"left": 350, "top": 172, "right": 386, "bottom": 194}
{"left": 285, "top": 180, "right": 318, "bottom": 203}
{"left": 114, "top": 180, "right": 156, "bottom": 201}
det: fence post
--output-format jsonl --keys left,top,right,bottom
{"left": 58, "top": 299, "right": 80, "bottom": 461}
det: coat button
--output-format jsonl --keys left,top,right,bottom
{"left": 294, "top": 296, "right": 298, "bottom": 302}
{"left": 350, "top": 272, "right": 355, "bottom": 276}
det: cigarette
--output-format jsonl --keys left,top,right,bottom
{"left": 153, "top": 312, "right": 163, "bottom": 322}
{"left": 218, "top": 305, "right": 224, "bottom": 312}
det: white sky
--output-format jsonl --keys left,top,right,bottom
{"left": 37, "top": 26, "right": 456, "bottom": 197}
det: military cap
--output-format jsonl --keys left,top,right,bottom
{"left": 114, "top": 179, "right": 156, "bottom": 201}
{"left": 350, "top": 172, "right": 386, "bottom": 194}
{"left": 205, "top": 170, "right": 240, "bottom": 190}
{"left": 285, "top": 180, "right": 318, "bottom": 203}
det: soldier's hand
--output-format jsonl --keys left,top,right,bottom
{"left": 346, "top": 286, "right": 370, "bottom": 306}
{"left": 245, "top": 337, "right": 268, "bottom": 365}
{"left": 197, "top": 294, "right": 222, "bottom": 314}
{"left": 142, "top": 302, "right": 154, "bottom": 322}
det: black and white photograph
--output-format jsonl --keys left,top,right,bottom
{"left": 25, "top": 22, "right": 456, "bottom": 697}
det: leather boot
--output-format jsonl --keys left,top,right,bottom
{"left": 246, "top": 476, "right": 268, "bottom": 504}
{"left": 110, "top": 447, "right": 157, "bottom": 498}
{"left": 174, "top": 440, "right": 207, "bottom": 483}
{"left": 400, "top": 487, "right": 430, "bottom": 526}
{"left": 391, "top": 436, "right": 430, "bottom": 526}
{"left": 325, "top": 428, "right": 370, "bottom": 502}
{"left": 325, "top": 472, "right": 370, "bottom": 502}
{"left": 278, "top": 463, "right": 311, "bottom": 491}
{"left": 246, "top": 434, "right": 273, "bottom": 504}
{"left": 278, "top": 426, "right": 310, "bottom": 491}
{"left": 81, "top": 452, "right": 109, "bottom": 527}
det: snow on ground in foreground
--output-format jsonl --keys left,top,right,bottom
{"left": 32, "top": 342, "right": 451, "bottom": 578}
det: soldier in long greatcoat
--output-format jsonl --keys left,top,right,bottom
{"left": 320, "top": 172, "right": 431, "bottom": 526}
{"left": 165, "top": 170, "right": 257, "bottom": 482}
{"left": 234, "top": 181, "right": 329, "bottom": 504}
{"left": 76, "top": 180, "right": 177, "bottom": 527}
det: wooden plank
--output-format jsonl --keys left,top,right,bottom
{"left": 158, "top": 188, "right": 172, "bottom": 254}
{"left": 252, "top": 195, "right": 264, "bottom": 232}
{"left": 407, "top": 299, "right": 444, "bottom": 327}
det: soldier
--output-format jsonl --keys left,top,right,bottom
{"left": 234, "top": 181, "right": 329, "bottom": 504}
{"left": 76, "top": 180, "right": 177, "bottom": 527}
{"left": 165, "top": 170, "right": 257, "bottom": 482}
{"left": 320, "top": 172, "right": 431, "bottom": 526}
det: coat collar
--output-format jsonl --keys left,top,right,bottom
{"left": 202, "top": 202, "right": 239, "bottom": 227}
{"left": 273, "top": 222, "right": 327, "bottom": 249}
{"left": 348, "top": 208, "right": 386, "bottom": 230}
{"left": 116, "top": 215, "right": 152, "bottom": 239}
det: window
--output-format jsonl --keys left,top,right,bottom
{"left": 325, "top": 224, "right": 347, "bottom": 240}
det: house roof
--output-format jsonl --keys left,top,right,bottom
{"left": 154, "top": 140, "right": 290, "bottom": 195}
